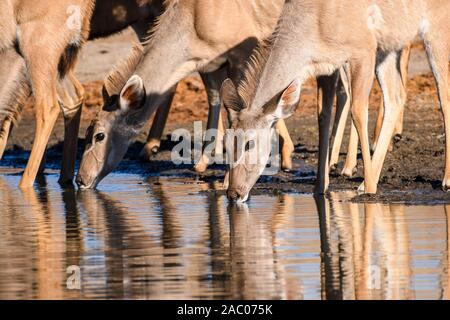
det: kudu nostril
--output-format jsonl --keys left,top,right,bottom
{"left": 227, "top": 189, "right": 239, "bottom": 201}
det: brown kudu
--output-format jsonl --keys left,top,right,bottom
{"left": 0, "top": 0, "right": 98, "bottom": 188}
{"left": 224, "top": 0, "right": 450, "bottom": 202}
{"left": 0, "top": 0, "right": 165, "bottom": 184}
{"left": 76, "top": 0, "right": 301, "bottom": 189}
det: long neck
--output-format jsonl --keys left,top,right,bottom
{"left": 251, "top": 2, "right": 319, "bottom": 111}
{"left": 134, "top": 1, "right": 199, "bottom": 120}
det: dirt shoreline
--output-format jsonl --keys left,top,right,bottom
{"left": 2, "top": 38, "right": 450, "bottom": 205}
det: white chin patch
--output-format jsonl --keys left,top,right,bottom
{"left": 237, "top": 193, "right": 250, "bottom": 204}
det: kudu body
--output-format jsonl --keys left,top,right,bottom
{"left": 76, "top": 0, "right": 302, "bottom": 188}
{"left": 0, "top": 0, "right": 163, "bottom": 167}
{"left": 224, "top": 0, "right": 450, "bottom": 201}
{"left": 0, "top": 0, "right": 97, "bottom": 188}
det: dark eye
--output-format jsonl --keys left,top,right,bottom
{"left": 95, "top": 133, "right": 105, "bottom": 142}
{"left": 245, "top": 140, "right": 255, "bottom": 151}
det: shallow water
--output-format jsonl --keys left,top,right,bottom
{"left": 0, "top": 170, "right": 449, "bottom": 300}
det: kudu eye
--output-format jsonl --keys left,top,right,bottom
{"left": 245, "top": 140, "right": 255, "bottom": 152}
{"left": 95, "top": 133, "right": 105, "bottom": 142}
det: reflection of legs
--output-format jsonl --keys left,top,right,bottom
{"left": 329, "top": 67, "right": 351, "bottom": 171}
{"left": 315, "top": 72, "right": 339, "bottom": 194}
{"left": 140, "top": 85, "right": 177, "bottom": 160}
{"left": 444, "top": 205, "right": 450, "bottom": 299}
{"left": 59, "top": 71, "right": 85, "bottom": 185}
{"left": 314, "top": 195, "right": 342, "bottom": 299}
{"left": 350, "top": 54, "right": 376, "bottom": 194}
{"left": 195, "top": 68, "right": 227, "bottom": 173}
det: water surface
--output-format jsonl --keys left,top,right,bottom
{"left": 0, "top": 170, "right": 449, "bottom": 299}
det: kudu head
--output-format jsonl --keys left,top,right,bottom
{"left": 76, "top": 75, "right": 147, "bottom": 189}
{"left": 222, "top": 78, "right": 301, "bottom": 203}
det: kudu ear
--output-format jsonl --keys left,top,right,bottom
{"left": 119, "top": 75, "right": 146, "bottom": 114}
{"left": 266, "top": 79, "right": 301, "bottom": 120}
{"left": 221, "top": 79, "right": 243, "bottom": 121}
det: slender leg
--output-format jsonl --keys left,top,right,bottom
{"left": 373, "top": 46, "right": 410, "bottom": 153}
{"left": 350, "top": 54, "right": 377, "bottom": 194}
{"left": 341, "top": 122, "right": 359, "bottom": 177}
{"left": 315, "top": 72, "right": 339, "bottom": 194}
{"left": 59, "top": 72, "right": 85, "bottom": 185}
{"left": 140, "top": 85, "right": 177, "bottom": 160}
{"left": 394, "top": 45, "right": 411, "bottom": 139}
{"left": 18, "top": 36, "right": 61, "bottom": 188}
{"left": 275, "top": 119, "right": 294, "bottom": 171}
{"left": 329, "top": 66, "right": 351, "bottom": 171}
{"left": 19, "top": 93, "right": 60, "bottom": 188}
{"left": 424, "top": 37, "right": 450, "bottom": 190}
{"left": 363, "top": 51, "right": 404, "bottom": 190}
{"left": 0, "top": 118, "right": 13, "bottom": 160}
{"left": 372, "top": 99, "right": 384, "bottom": 153}
{"left": 194, "top": 68, "right": 228, "bottom": 173}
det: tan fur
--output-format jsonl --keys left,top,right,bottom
{"left": 226, "top": 0, "right": 450, "bottom": 199}
{"left": 0, "top": 0, "right": 96, "bottom": 188}
{"left": 77, "top": 0, "right": 300, "bottom": 188}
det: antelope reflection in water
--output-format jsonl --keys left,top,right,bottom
{"left": 0, "top": 175, "right": 449, "bottom": 299}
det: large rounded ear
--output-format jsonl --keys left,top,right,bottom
{"left": 119, "top": 75, "right": 146, "bottom": 114}
{"left": 265, "top": 79, "right": 301, "bottom": 120}
{"left": 221, "top": 79, "right": 243, "bottom": 122}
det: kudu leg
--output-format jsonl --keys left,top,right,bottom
{"left": 19, "top": 94, "right": 60, "bottom": 188}
{"left": 0, "top": 118, "right": 13, "bottom": 160}
{"left": 195, "top": 69, "right": 227, "bottom": 173}
{"left": 140, "top": 85, "right": 177, "bottom": 160}
{"left": 59, "top": 72, "right": 85, "bottom": 185}
{"left": 315, "top": 72, "right": 339, "bottom": 194}
{"left": 275, "top": 119, "right": 295, "bottom": 172}
{"left": 341, "top": 123, "right": 359, "bottom": 177}
{"left": 350, "top": 55, "right": 377, "bottom": 194}
{"left": 372, "top": 45, "right": 410, "bottom": 153}
{"left": 424, "top": 37, "right": 450, "bottom": 190}
{"left": 361, "top": 51, "right": 404, "bottom": 191}
{"left": 19, "top": 43, "right": 61, "bottom": 188}
{"left": 329, "top": 67, "right": 351, "bottom": 171}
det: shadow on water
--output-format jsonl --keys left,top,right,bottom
{"left": 0, "top": 171, "right": 449, "bottom": 299}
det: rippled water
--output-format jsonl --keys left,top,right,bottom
{"left": 0, "top": 170, "right": 449, "bottom": 300}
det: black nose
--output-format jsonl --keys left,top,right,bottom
{"left": 227, "top": 189, "right": 239, "bottom": 201}
{"left": 75, "top": 175, "right": 85, "bottom": 188}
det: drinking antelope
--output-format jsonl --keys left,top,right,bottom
{"left": 76, "top": 0, "right": 302, "bottom": 189}
{"left": 0, "top": 0, "right": 97, "bottom": 188}
{"left": 224, "top": 0, "right": 450, "bottom": 202}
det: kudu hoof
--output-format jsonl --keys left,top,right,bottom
{"left": 442, "top": 183, "right": 450, "bottom": 192}
{"left": 329, "top": 164, "right": 338, "bottom": 174}
{"left": 139, "top": 145, "right": 159, "bottom": 161}
{"left": 341, "top": 166, "right": 357, "bottom": 178}
{"left": 393, "top": 134, "right": 403, "bottom": 145}
{"left": 194, "top": 162, "right": 208, "bottom": 174}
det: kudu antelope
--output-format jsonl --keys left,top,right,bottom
{"left": 76, "top": 0, "right": 301, "bottom": 189}
{"left": 0, "top": 0, "right": 96, "bottom": 188}
{"left": 224, "top": 0, "right": 450, "bottom": 202}
{"left": 0, "top": 0, "right": 164, "bottom": 169}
